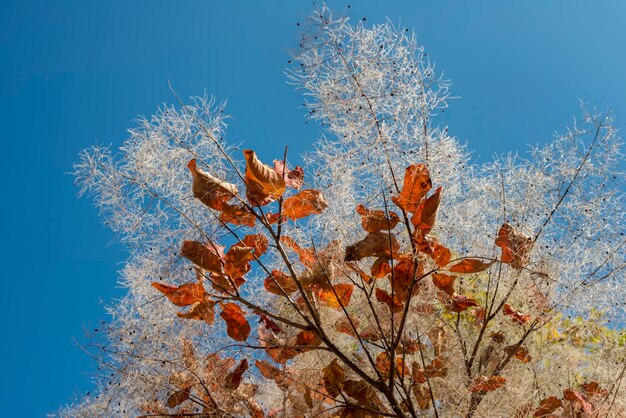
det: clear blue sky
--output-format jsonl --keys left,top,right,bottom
{"left": 1, "top": 1, "right": 625, "bottom": 416}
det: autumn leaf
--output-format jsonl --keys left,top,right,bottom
{"left": 391, "top": 164, "right": 432, "bottom": 212}
{"left": 375, "top": 352, "right": 392, "bottom": 378}
{"left": 563, "top": 389, "right": 593, "bottom": 415}
{"left": 282, "top": 189, "right": 328, "bottom": 220}
{"left": 322, "top": 359, "right": 346, "bottom": 398}
{"left": 181, "top": 240, "right": 224, "bottom": 273}
{"left": 219, "top": 203, "right": 256, "bottom": 227}
{"left": 342, "top": 380, "right": 380, "bottom": 408}
{"left": 375, "top": 288, "right": 403, "bottom": 312}
{"left": 244, "top": 149, "right": 286, "bottom": 206}
{"left": 224, "top": 245, "right": 254, "bottom": 280}
{"left": 447, "top": 258, "right": 493, "bottom": 274}
{"left": 582, "top": 381, "right": 608, "bottom": 398}
{"left": 281, "top": 236, "right": 316, "bottom": 267}
{"left": 424, "top": 357, "right": 448, "bottom": 378}
{"left": 224, "top": 359, "right": 249, "bottom": 390}
{"left": 445, "top": 294, "right": 478, "bottom": 313}
{"left": 413, "top": 384, "right": 431, "bottom": 410}
{"left": 346, "top": 262, "right": 373, "bottom": 284}
{"left": 273, "top": 160, "right": 304, "bottom": 190}
{"left": 255, "top": 360, "right": 282, "bottom": 381}
{"left": 533, "top": 396, "right": 562, "bottom": 417}
{"left": 470, "top": 376, "right": 506, "bottom": 393}
{"left": 220, "top": 303, "right": 250, "bottom": 341}
{"left": 294, "top": 329, "right": 322, "bottom": 350}
{"left": 186, "top": 159, "right": 237, "bottom": 211}
{"left": 345, "top": 232, "right": 400, "bottom": 261}
{"left": 177, "top": 299, "right": 216, "bottom": 325}
{"left": 167, "top": 387, "right": 190, "bottom": 408}
{"left": 503, "top": 304, "right": 531, "bottom": 325}
{"left": 316, "top": 284, "right": 354, "bottom": 309}
{"left": 335, "top": 316, "right": 359, "bottom": 337}
{"left": 412, "top": 186, "right": 442, "bottom": 233}
{"left": 258, "top": 313, "right": 283, "bottom": 334}
{"left": 431, "top": 273, "right": 456, "bottom": 296}
{"left": 356, "top": 204, "right": 400, "bottom": 233}
{"left": 151, "top": 282, "right": 205, "bottom": 307}
{"left": 371, "top": 257, "right": 391, "bottom": 278}
{"left": 495, "top": 223, "right": 533, "bottom": 269}
{"left": 208, "top": 271, "right": 244, "bottom": 294}
{"left": 239, "top": 234, "right": 269, "bottom": 257}
{"left": 264, "top": 270, "right": 299, "bottom": 295}
{"left": 505, "top": 344, "right": 531, "bottom": 363}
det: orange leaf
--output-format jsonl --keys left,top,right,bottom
{"left": 322, "top": 359, "right": 346, "bottom": 398}
{"left": 582, "top": 381, "right": 608, "bottom": 398}
{"left": 375, "top": 352, "right": 392, "bottom": 378}
{"left": 281, "top": 236, "right": 316, "bottom": 267}
{"left": 342, "top": 380, "right": 380, "bottom": 408}
{"left": 563, "top": 389, "right": 593, "bottom": 415}
{"left": 177, "top": 299, "right": 216, "bottom": 324}
{"left": 264, "top": 270, "right": 299, "bottom": 295}
{"left": 345, "top": 232, "right": 400, "bottom": 261}
{"left": 187, "top": 159, "right": 238, "bottom": 211}
{"left": 424, "top": 357, "right": 448, "bottom": 378}
{"left": 224, "top": 359, "right": 249, "bottom": 390}
{"left": 431, "top": 273, "right": 456, "bottom": 296}
{"left": 495, "top": 223, "right": 533, "bottom": 269}
{"left": 412, "top": 186, "right": 442, "bottom": 233}
{"left": 346, "top": 262, "right": 373, "bottom": 284}
{"left": 335, "top": 316, "right": 359, "bottom": 337}
{"left": 151, "top": 282, "right": 205, "bottom": 307}
{"left": 356, "top": 204, "right": 401, "bottom": 233}
{"left": 317, "top": 284, "right": 353, "bottom": 309}
{"left": 282, "top": 189, "right": 328, "bottom": 220}
{"left": 391, "top": 164, "right": 432, "bottom": 213}
{"left": 470, "top": 376, "right": 506, "bottom": 393}
{"left": 180, "top": 240, "right": 224, "bottom": 273}
{"left": 208, "top": 271, "right": 244, "bottom": 294}
{"left": 273, "top": 160, "right": 304, "bottom": 190}
{"left": 430, "top": 240, "right": 452, "bottom": 267}
{"left": 167, "top": 387, "right": 190, "bottom": 408}
{"left": 533, "top": 396, "right": 562, "bottom": 417}
{"left": 224, "top": 245, "right": 254, "bottom": 280}
{"left": 505, "top": 344, "right": 531, "bottom": 363}
{"left": 371, "top": 257, "right": 391, "bottom": 278}
{"left": 445, "top": 294, "right": 478, "bottom": 313}
{"left": 240, "top": 234, "right": 269, "bottom": 257}
{"left": 219, "top": 203, "right": 256, "bottom": 227}
{"left": 244, "top": 149, "right": 286, "bottom": 206}
{"left": 503, "top": 304, "right": 531, "bottom": 325}
{"left": 413, "top": 383, "right": 431, "bottom": 410}
{"left": 220, "top": 303, "right": 250, "bottom": 341}
{"left": 375, "top": 288, "right": 403, "bottom": 312}
{"left": 447, "top": 259, "right": 493, "bottom": 274}
{"left": 255, "top": 360, "right": 282, "bottom": 381}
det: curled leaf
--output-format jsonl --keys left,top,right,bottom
{"left": 447, "top": 259, "right": 493, "bottom": 274}
{"left": 356, "top": 204, "right": 400, "bottom": 233}
{"left": 167, "top": 387, "right": 190, "bottom": 408}
{"left": 375, "top": 288, "right": 403, "bottom": 312}
{"left": 264, "top": 270, "right": 299, "bottom": 295}
{"left": 345, "top": 232, "right": 400, "bottom": 261}
{"left": 177, "top": 299, "right": 216, "bottom": 324}
{"left": 282, "top": 189, "right": 328, "bottom": 220}
{"left": 187, "top": 159, "right": 237, "bottom": 211}
{"left": 181, "top": 240, "right": 224, "bottom": 273}
{"left": 273, "top": 160, "right": 304, "bottom": 190}
{"left": 563, "top": 389, "right": 593, "bottom": 415}
{"left": 322, "top": 359, "right": 346, "bottom": 398}
{"left": 503, "top": 304, "right": 531, "bottom": 325}
{"left": 445, "top": 294, "right": 478, "bottom": 313}
{"left": 391, "top": 164, "right": 432, "bottom": 213}
{"left": 244, "top": 150, "right": 286, "bottom": 206}
{"left": 495, "top": 223, "right": 533, "bottom": 269}
{"left": 220, "top": 303, "right": 250, "bottom": 341}
{"left": 412, "top": 186, "right": 442, "bottom": 233}
{"left": 151, "top": 282, "right": 205, "bottom": 307}
{"left": 224, "top": 245, "right": 255, "bottom": 280}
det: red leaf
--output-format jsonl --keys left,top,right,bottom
{"left": 220, "top": 303, "right": 250, "bottom": 341}
{"left": 224, "top": 359, "right": 249, "bottom": 390}
{"left": 187, "top": 159, "right": 238, "bottom": 211}
{"left": 180, "top": 240, "right": 224, "bottom": 273}
{"left": 391, "top": 164, "right": 432, "bottom": 213}
{"left": 447, "top": 259, "right": 493, "bottom": 274}
{"left": 582, "top": 381, "right": 608, "bottom": 398}
{"left": 240, "top": 234, "right": 269, "bottom": 257}
{"left": 431, "top": 273, "right": 456, "bottom": 296}
{"left": 444, "top": 294, "right": 478, "bottom": 313}
{"left": 243, "top": 149, "right": 286, "bottom": 206}
{"left": 503, "top": 304, "right": 531, "bottom": 325}
{"left": 470, "top": 376, "right": 506, "bottom": 393}
{"left": 258, "top": 313, "right": 283, "bottom": 334}
{"left": 282, "top": 189, "right": 328, "bottom": 220}
{"left": 345, "top": 232, "right": 400, "bottom": 261}
{"left": 322, "top": 359, "right": 346, "bottom": 398}
{"left": 356, "top": 204, "right": 401, "bottom": 233}
{"left": 151, "top": 282, "right": 205, "bottom": 307}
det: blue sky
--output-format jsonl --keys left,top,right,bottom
{"left": 1, "top": 1, "right": 625, "bottom": 416}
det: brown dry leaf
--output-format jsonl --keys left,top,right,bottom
{"left": 224, "top": 245, "right": 255, "bottom": 280}
{"left": 345, "top": 232, "right": 400, "bottom": 261}
{"left": 240, "top": 234, "right": 269, "bottom": 257}
{"left": 342, "top": 380, "right": 380, "bottom": 409}
{"left": 533, "top": 396, "right": 562, "bottom": 417}
{"left": 208, "top": 271, "right": 244, "bottom": 294}
{"left": 391, "top": 164, "right": 432, "bottom": 213}
{"left": 187, "top": 159, "right": 237, "bottom": 211}
{"left": 470, "top": 376, "right": 506, "bottom": 393}
{"left": 563, "top": 389, "right": 593, "bottom": 415}
{"left": 425, "top": 357, "right": 448, "bottom": 378}
{"left": 273, "top": 160, "right": 304, "bottom": 190}
{"left": 244, "top": 149, "right": 286, "bottom": 206}
{"left": 220, "top": 303, "right": 250, "bottom": 341}
{"left": 255, "top": 360, "right": 282, "bottom": 381}
{"left": 281, "top": 236, "right": 316, "bottom": 267}
{"left": 258, "top": 313, "right": 283, "bottom": 334}
{"left": 445, "top": 294, "right": 479, "bottom": 313}
{"left": 219, "top": 203, "right": 256, "bottom": 227}
{"left": 412, "top": 186, "right": 442, "bottom": 233}
{"left": 224, "top": 359, "right": 249, "bottom": 390}
{"left": 503, "top": 304, "right": 531, "bottom": 325}
{"left": 151, "top": 282, "right": 205, "bottom": 307}
{"left": 356, "top": 204, "right": 401, "bottom": 233}
{"left": 316, "top": 284, "right": 354, "bottom": 309}
{"left": 181, "top": 240, "right": 224, "bottom": 273}
{"left": 447, "top": 259, "right": 493, "bottom": 274}
{"left": 177, "top": 299, "right": 216, "bottom": 325}
{"left": 322, "top": 359, "right": 346, "bottom": 398}
{"left": 346, "top": 262, "right": 373, "bottom": 284}
{"left": 375, "top": 352, "right": 392, "bottom": 378}
{"left": 495, "top": 223, "right": 533, "bottom": 269}
{"left": 264, "top": 270, "right": 299, "bottom": 295}
{"left": 431, "top": 273, "right": 456, "bottom": 296}
{"left": 335, "top": 316, "right": 359, "bottom": 337}
{"left": 375, "top": 288, "right": 403, "bottom": 313}
{"left": 412, "top": 384, "right": 431, "bottom": 410}
{"left": 282, "top": 189, "right": 328, "bottom": 220}
{"left": 167, "top": 387, "right": 190, "bottom": 408}
{"left": 505, "top": 344, "right": 531, "bottom": 363}
{"left": 371, "top": 257, "right": 391, "bottom": 278}
{"left": 582, "top": 381, "right": 608, "bottom": 398}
